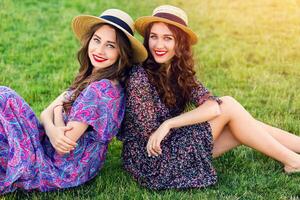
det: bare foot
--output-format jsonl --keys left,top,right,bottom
{"left": 284, "top": 165, "right": 300, "bottom": 174}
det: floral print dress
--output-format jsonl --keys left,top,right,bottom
{"left": 0, "top": 79, "right": 124, "bottom": 194}
{"left": 118, "top": 66, "right": 221, "bottom": 190}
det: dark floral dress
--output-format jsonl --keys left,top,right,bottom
{"left": 117, "top": 66, "right": 222, "bottom": 190}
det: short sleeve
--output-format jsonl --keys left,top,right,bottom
{"left": 190, "top": 80, "right": 222, "bottom": 106}
{"left": 67, "top": 81, "right": 110, "bottom": 134}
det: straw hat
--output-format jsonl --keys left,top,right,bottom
{"left": 135, "top": 5, "right": 198, "bottom": 45}
{"left": 72, "top": 9, "right": 148, "bottom": 63}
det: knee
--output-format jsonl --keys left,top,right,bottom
{"left": 0, "top": 86, "right": 14, "bottom": 93}
{"left": 219, "top": 96, "right": 240, "bottom": 111}
{"left": 220, "top": 96, "right": 238, "bottom": 105}
{"left": 0, "top": 86, "right": 18, "bottom": 104}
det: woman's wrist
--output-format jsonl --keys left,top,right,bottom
{"left": 43, "top": 120, "right": 55, "bottom": 137}
{"left": 162, "top": 119, "right": 172, "bottom": 130}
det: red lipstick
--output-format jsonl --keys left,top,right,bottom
{"left": 154, "top": 50, "right": 167, "bottom": 57}
{"left": 93, "top": 54, "right": 108, "bottom": 62}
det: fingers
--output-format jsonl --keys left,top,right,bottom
{"left": 62, "top": 136, "right": 77, "bottom": 147}
{"left": 56, "top": 148, "right": 70, "bottom": 155}
{"left": 148, "top": 144, "right": 159, "bottom": 157}
{"left": 53, "top": 140, "right": 72, "bottom": 155}
{"left": 53, "top": 140, "right": 73, "bottom": 153}
{"left": 153, "top": 139, "right": 162, "bottom": 154}
{"left": 59, "top": 140, "right": 75, "bottom": 151}
{"left": 61, "top": 126, "right": 73, "bottom": 131}
{"left": 146, "top": 140, "right": 152, "bottom": 156}
{"left": 59, "top": 126, "right": 77, "bottom": 147}
{"left": 52, "top": 134, "right": 77, "bottom": 152}
{"left": 147, "top": 137, "right": 162, "bottom": 157}
{"left": 146, "top": 138, "right": 156, "bottom": 156}
{"left": 49, "top": 126, "right": 78, "bottom": 154}
{"left": 56, "top": 136, "right": 77, "bottom": 150}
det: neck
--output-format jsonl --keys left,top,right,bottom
{"left": 160, "top": 63, "right": 171, "bottom": 76}
{"left": 92, "top": 68, "right": 98, "bottom": 74}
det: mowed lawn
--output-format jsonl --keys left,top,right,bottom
{"left": 1, "top": 0, "right": 300, "bottom": 199}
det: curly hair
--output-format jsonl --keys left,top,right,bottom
{"left": 143, "top": 22, "right": 198, "bottom": 110}
{"left": 63, "top": 23, "right": 133, "bottom": 113}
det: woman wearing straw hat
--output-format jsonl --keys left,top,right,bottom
{"left": 117, "top": 5, "right": 300, "bottom": 189}
{"left": 0, "top": 9, "right": 147, "bottom": 194}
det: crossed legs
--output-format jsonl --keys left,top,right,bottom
{"left": 212, "top": 121, "right": 300, "bottom": 158}
{"left": 208, "top": 96, "right": 300, "bottom": 171}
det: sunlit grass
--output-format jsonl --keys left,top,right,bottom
{"left": 1, "top": 0, "right": 300, "bottom": 199}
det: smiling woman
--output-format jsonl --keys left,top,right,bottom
{"left": 88, "top": 25, "right": 120, "bottom": 71}
{"left": 148, "top": 22, "right": 176, "bottom": 65}
{"left": 0, "top": 9, "right": 147, "bottom": 194}
{"left": 117, "top": 4, "right": 300, "bottom": 191}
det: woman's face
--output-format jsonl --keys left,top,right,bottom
{"left": 88, "top": 25, "right": 120, "bottom": 71}
{"left": 148, "top": 22, "right": 176, "bottom": 65}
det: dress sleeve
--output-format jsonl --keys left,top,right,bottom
{"left": 67, "top": 81, "right": 110, "bottom": 134}
{"left": 120, "top": 66, "right": 159, "bottom": 139}
{"left": 190, "top": 79, "right": 222, "bottom": 106}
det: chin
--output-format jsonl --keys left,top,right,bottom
{"left": 154, "top": 57, "right": 168, "bottom": 64}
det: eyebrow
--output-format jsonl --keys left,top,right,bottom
{"left": 93, "top": 34, "right": 116, "bottom": 44}
{"left": 150, "top": 32, "right": 174, "bottom": 37}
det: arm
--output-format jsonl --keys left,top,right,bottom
{"left": 40, "top": 92, "right": 66, "bottom": 127}
{"left": 146, "top": 100, "right": 221, "bottom": 156}
{"left": 65, "top": 80, "right": 112, "bottom": 146}
{"left": 53, "top": 105, "right": 65, "bottom": 127}
{"left": 40, "top": 92, "right": 77, "bottom": 154}
{"left": 147, "top": 80, "right": 222, "bottom": 156}
{"left": 166, "top": 79, "right": 222, "bottom": 129}
{"left": 64, "top": 121, "right": 89, "bottom": 142}
{"left": 164, "top": 99, "right": 221, "bottom": 130}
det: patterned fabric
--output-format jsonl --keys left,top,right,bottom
{"left": 117, "top": 66, "right": 221, "bottom": 190}
{"left": 0, "top": 79, "right": 125, "bottom": 194}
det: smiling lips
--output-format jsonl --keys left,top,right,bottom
{"left": 92, "top": 54, "right": 108, "bottom": 62}
{"left": 154, "top": 50, "right": 167, "bottom": 57}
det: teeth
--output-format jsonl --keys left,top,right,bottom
{"left": 95, "top": 55, "right": 104, "bottom": 59}
{"left": 155, "top": 51, "right": 167, "bottom": 55}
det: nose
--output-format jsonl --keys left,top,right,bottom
{"left": 155, "top": 38, "right": 164, "bottom": 49}
{"left": 95, "top": 44, "right": 105, "bottom": 55}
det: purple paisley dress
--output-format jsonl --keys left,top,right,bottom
{"left": 0, "top": 79, "right": 124, "bottom": 194}
{"left": 118, "top": 66, "right": 222, "bottom": 190}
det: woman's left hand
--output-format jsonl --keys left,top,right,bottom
{"left": 146, "top": 122, "right": 170, "bottom": 157}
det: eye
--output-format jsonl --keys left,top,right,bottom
{"left": 93, "top": 37, "right": 100, "bottom": 43}
{"left": 107, "top": 44, "right": 115, "bottom": 48}
{"left": 164, "top": 37, "right": 173, "bottom": 41}
{"left": 150, "top": 35, "right": 157, "bottom": 39}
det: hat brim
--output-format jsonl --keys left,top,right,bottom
{"left": 135, "top": 16, "right": 198, "bottom": 45}
{"left": 72, "top": 15, "right": 148, "bottom": 63}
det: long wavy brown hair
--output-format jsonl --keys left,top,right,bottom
{"left": 63, "top": 23, "right": 133, "bottom": 113}
{"left": 143, "top": 22, "right": 198, "bottom": 110}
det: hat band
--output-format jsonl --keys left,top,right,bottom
{"left": 153, "top": 13, "right": 187, "bottom": 26}
{"left": 100, "top": 15, "right": 134, "bottom": 35}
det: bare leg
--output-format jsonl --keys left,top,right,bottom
{"left": 257, "top": 121, "right": 300, "bottom": 153}
{"left": 212, "top": 120, "right": 300, "bottom": 158}
{"left": 208, "top": 96, "right": 300, "bottom": 170}
{"left": 212, "top": 126, "right": 240, "bottom": 158}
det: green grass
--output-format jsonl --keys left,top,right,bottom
{"left": 1, "top": 0, "right": 300, "bottom": 199}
